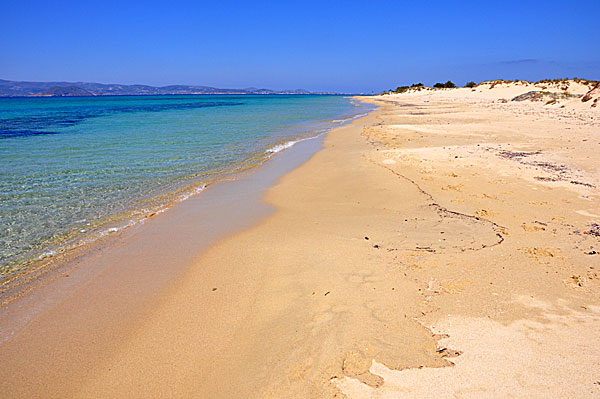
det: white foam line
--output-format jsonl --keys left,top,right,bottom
{"left": 265, "top": 131, "right": 327, "bottom": 155}
{"left": 266, "top": 111, "right": 371, "bottom": 156}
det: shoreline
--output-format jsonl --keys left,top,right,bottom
{"left": 0, "top": 97, "right": 372, "bottom": 299}
{"left": 0, "top": 113, "right": 358, "bottom": 397}
{"left": 1, "top": 89, "right": 599, "bottom": 398}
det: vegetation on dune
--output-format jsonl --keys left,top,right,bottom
{"left": 380, "top": 80, "right": 455, "bottom": 95}
{"left": 477, "top": 77, "right": 600, "bottom": 86}
{"left": 377, "top": 77, "right": 599, "bottom": 96}
{"left": 394, "top": 86, "right": 410, "bottom": 93}
{"left": 535, "top": 77, "right": 599, "bottom": 86}
{"left": 433, "top": 81, "right": 456, "bottom": 89}
{"left": 534, "top": 77, "right": 570, "bottom": 84}
{"left": 380, "top": 82, "right": 427, "bottom": 95}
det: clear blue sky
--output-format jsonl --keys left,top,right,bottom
{"left": 1, "top": 0, "right": 599, "bottom": 93}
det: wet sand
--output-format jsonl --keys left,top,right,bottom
{"left": 1, "top": 89, "right": 599, "bottom": 398}
{"left": 0, "top": 134, "right": 326, "bottom": 398}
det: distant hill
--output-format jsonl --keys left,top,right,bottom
{"left": 38, "top": 85, "right": 94, "bottom": 97}
{"left": 0, "top": 79, "right": 339, "bottom": 97}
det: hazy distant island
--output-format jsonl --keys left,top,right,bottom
{"left": 0, "top": 79, "right": 347, "bottom": 97}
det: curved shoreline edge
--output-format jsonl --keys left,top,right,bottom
{"left": 0, "top": 98, "right": 373, "bottom": 301}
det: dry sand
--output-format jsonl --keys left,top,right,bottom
{"left": 1, "top": 82, "right": 599, "bottom": 398}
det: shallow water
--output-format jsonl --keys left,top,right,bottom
{"left": 0, "top": 94, "right": 372, "bottom": 277}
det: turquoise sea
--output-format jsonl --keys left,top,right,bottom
{"left": 0, "top": 95, "right": 372, "bottom": 279}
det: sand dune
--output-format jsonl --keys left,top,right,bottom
{"left": 387, "top": 79, "right": 598, "bottom": 108}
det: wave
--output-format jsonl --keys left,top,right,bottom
{"left": 332, "top": 112, "right": 369, "bottom": 124}
{"left": 265, "top": 131, "right": 328, "bottom": 155}
{"left": 266, "top": 110, "right": 372, "bottom": 156}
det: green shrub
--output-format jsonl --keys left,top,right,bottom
{"left": 444, "top": 80, "right": 456, "bottom": 88}
{"left": 434, "top": 81, "right": 456, "bottom": 88}
{"left": 465, "top": 81, "right": 477, "bottom": 88}
{"left": 411, "top": 83, "right": 424, "bottom": 88}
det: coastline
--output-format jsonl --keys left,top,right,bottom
{"left": 1, "top": 89, "right": 599, "bottom": 398}
{"left": 0, "top": 120, "right": 348, "bottom": 397}
{"left": 0, "top": 95, "right": 371, "bottom": 296}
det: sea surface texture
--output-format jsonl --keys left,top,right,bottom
{"left": 0, "top": 95, "right": 371, "bottom": 279}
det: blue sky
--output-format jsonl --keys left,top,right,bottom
{"left": 1, "top": 0, "right": 599, "bottom": 92}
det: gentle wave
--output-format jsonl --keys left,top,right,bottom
{"left": 265, "top": 133, "right": 325, "bottom": 154}
{"left": 266, "top": 111, "right": 371, "bottom": 155}
{"left": 332, "top": 112, "right": 369, "bottom": 123}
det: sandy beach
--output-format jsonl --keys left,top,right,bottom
{"left": 1, "top": 81, "right": 600, "bottom": 398}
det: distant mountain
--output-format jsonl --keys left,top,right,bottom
{"left": 40, "top": 85, "right": 94, "bottom": 97}
{"left": 0, "top": 79, "right": 339, "bottom": 97}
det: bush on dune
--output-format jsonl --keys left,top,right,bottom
{"left": 433, "top": 81, "right": 456, "bottom": 89}
{"left": 381, "top": 80, "right": 464, "bottom": 95}
{"left": 378, "top": 77, "right": 600, "bottom": 96}
{"left": 381, "top": 83, "right": 427, "bottom": 95}
{"left": 444, "top": 80, "right": 456, "bottom": 88}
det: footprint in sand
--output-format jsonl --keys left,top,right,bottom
{"left": 475, "top": 209, "right": 497, "bottom": 218}
{"left": 441, "top": 279, "right": 472, "bottom": 294}
{"left": 521, "top": 247, "right": 562, "bottom": 258}
{"left": 442, "top": 184, "right": 464, "bottom": 192}
{"left": 347, "top": 269, "right": 379, "bottom": 284}
{"left": 475, "top": 193, "right": 497, "bottom": 200}
{"left": 332, "top": 304, "right": 351, "bottom": 313}
{"left": 530, "top": 201, "right": 549, "bottom": 206}
{"left": 364, "top": 274, "right": 385, "bottom": 282}
{"left": 521, "top": 223, "right": 546, "bottom": 232}
{"left": 371, "top": 308, "right": 396, "bottom": 322}
{"left": 364, "top": 299, "right": 398, "bottom": 319}
{"left": 564, "top": 275, "right": 585, "bottom": 288}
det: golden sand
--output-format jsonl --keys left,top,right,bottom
{"left": 1, "top": 83, "right": 599, "bottom": 398}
